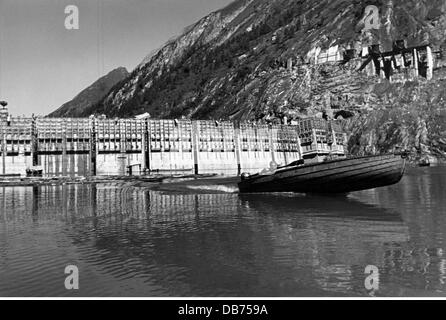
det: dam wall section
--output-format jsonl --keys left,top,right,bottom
{"left": 0, "top": 113, "right": 346, "bottom": 177}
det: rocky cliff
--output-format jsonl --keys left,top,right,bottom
{"left": 345, "top": 76, "right": 446, "bottom": 162}
{"left": 48, "top": 67, "right": 129, "bottom": 118}
{"left": 56, "top": 0, "right": 446, "bottom": 160}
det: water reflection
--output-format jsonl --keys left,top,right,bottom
{"left": 0, "top": 167, "right": 445, "bottom": 297}
{"left": 351, "top": 167, "right": 446, "bottom": 296}
{"left": 238, "top": 193, "right": 410, "bottom": 295}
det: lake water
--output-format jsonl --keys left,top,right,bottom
{"left": 0, "top": 167, "right": 445, "bottom": 297}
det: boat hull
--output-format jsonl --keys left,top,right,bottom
{"left": 238, "top": 154, "right": 406, "bottom": 194}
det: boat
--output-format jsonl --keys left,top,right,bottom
{"left": 26, "top": 166, "right": 43, "bottom": 177}
{"left": 238, "top": 153, "right": 407, "bottom": 194}
{"left": 418, "top": 157, "right": 431, "bottom": 167}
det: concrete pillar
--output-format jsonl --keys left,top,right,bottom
{"left": 0, "top": 108, "right": 8, "bottom": 175}
{"left": 142, "top": 119, "right": 150, "bottom": 172}
{"left": 177, "top": 121, "right": 183, "bottom": 172}
{"left": 62, "top": 122, "right": 67, "bottom": 176}
{"left": 379, "top": 58, "right": 386, "bottom": 78}
{"left": 297, "top": 134, "right": 303, "bottom": 160}
{"left": 393, "top": 54, "right": 403, "bottom": 68}
{"left": 331, "top": 129, "right": 337, "bottom": 154}
{"left": 1, "top": 118, "right": 5, "bottom": 175}
{"left": 1, "top": 129, "right": 5, "bottom": 175}
{"left": 147, "top": 120, "right": 152, "bottom": 172}
{"left": 31, "top": 117, "right": 39, "bottom": 167}
{"left": 413, "top": 48, "right": 419, "bottom": 77}
{"left": 268, "top": 125, "right": 276, "bottom": 163}
{"left": 372, "top": 58, "right": 380, "bottom": 77}
{"left": 119, "top": 120, "right": 127, "bottom": 175}
{"left": 192, "top": 121, "right": 200, "bottom": 175}
{"left": 296, "top": 128, "right": 303, "bottom": 160}
{"left": 234, "top": 124, "right": 242, "bottom": 176}
{"left": 343, "top": 133, "right": 348, "bottom": 154}
{"left": 89, "top": 117, "right": 97, "bottom": 176}
{"left": 283, "top": 141, "right": 288, "bottom": 166}
{"left": 426, "top": 46, "right": 434, "bottom": 80}
{"left": 74, "top": 152, "right": 78, "bottom": 176}
{"left": 312, "top": 128, "right": 319, "bottom": 153}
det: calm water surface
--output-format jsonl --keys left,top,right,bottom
{"left": 0, "top": 167, "right": 445, "bottom": 297}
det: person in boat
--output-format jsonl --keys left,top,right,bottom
{"left": 324, "top": 152, "right": 336, "bottom": 162}
{"left": 241, "top": 161, "right": 279, "bottom": 180}
{"left": 259, "top": 161, "right": 279, "bottom": 175}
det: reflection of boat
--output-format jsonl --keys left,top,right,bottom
{"left": 238, "top": 154, "right": 407, "bottom": 194}
{"left": 239, "top": 193, "right": 403, "bottom": 222}
{"left": 239, "top": 193, "right": 409, "bottom": 243}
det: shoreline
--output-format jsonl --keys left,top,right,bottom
{"left": 0, "top": 163, "right": 443, "bottom": 188}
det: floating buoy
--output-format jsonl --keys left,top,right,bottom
{"left": 241, "top": 173, "right": 251, "bottom": 181}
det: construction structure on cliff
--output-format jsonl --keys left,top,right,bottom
{"left": 304, "top": 40, "right": 445, "bottom": 82}
{"left": 357, "top": 41, "right": 439, "bottom": 82}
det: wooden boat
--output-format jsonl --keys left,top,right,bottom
{"left": 418, "top": 157, "right": 431, "bottom": 167}
{"left": 26, "top": 166, "right": 43, "bottom": 177}
{"left": 238, "top": 153, "right": 407, "bottom": 194}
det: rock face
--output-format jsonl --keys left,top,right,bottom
{"left": 48, "top": 67, "right": 129, "bottom": 118}
{"left": 345, "top": 77, "right": 446, "bottom": 162}
{"left": 56, "top": 0, "right": 446, "bottom": 160}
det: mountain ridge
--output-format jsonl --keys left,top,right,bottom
{"left": 50, "top": 0, "right": 446, "bottom": 161}
{"left": 48, "top": 67, "right": 129, "bottom": 118}
{"left": 84, "top": 0, "right": 445, "bottom": 118}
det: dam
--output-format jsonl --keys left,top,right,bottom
{"left": 0, "top": 107, "right": 346, "bottom": 177}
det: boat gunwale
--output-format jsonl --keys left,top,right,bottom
{"left": 239, "top": 165, "right": 405, "bottom": 193}
{"left": 239, "top": 157, "right": 405, "bottom": 193}
{"left": 269, "top": 158, "right": 404, "bottom": 186}
{"left": 241, "top": 153, "right": 405, "bottom": 184}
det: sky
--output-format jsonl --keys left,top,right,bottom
{"left": 0, "top": 0, "right": 234, "bottom": 116}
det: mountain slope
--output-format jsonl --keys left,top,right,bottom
{"left": 345, "top": 77, "right": 446, "bottom": 161}
{"left": 48, "top": 67, "right": 129, "bottom": 118}
{"left": 56, "top": 0, "right": 446, "bottom": 160}
{"left": 82, "top": 0, "right": 445, "bottom": 118}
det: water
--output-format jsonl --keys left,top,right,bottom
{"left": 0, "top": 167, "right": 445, "bottom": 297}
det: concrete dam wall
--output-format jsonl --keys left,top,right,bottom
{"left": 0, "top": 113, "right": 346, "bottom": 177}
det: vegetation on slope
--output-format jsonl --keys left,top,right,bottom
{"left": 53, "top": 0, "right": 446, "bottom": 160}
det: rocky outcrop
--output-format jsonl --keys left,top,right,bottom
{"left": 345, "top": 77, "right": 446, "bottom": 162}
